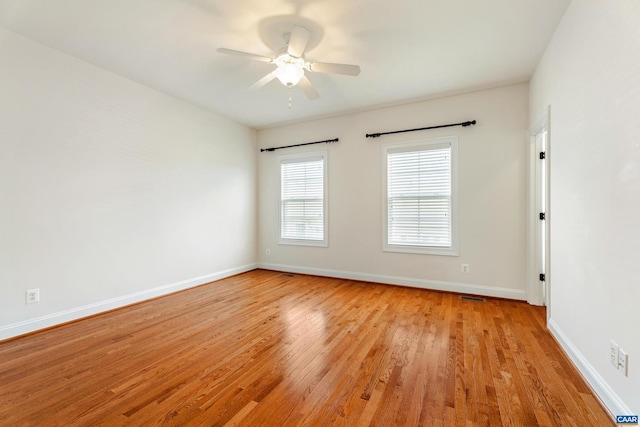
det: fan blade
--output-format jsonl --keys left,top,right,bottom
{"left": 298, "top": 75, "right": 319, "bottom": 100}
{"left": 309, "top": 62, "right": 361, "bottom": 76}
{"left": 217, "top": 48, "right": 273, "bottom": 63}
{"left": 248, "top": 71, "right": 278, "bottom": 91}
{"left": 287, "top": 26, "right": 311, "bottom": 58}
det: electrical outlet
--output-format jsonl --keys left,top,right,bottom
{"left": 461, "top": 264, "right": 469, "bottom": 274}
{"left": 266, "top": 248, "right": 271, "bottom": 256}
{"left": 610, "top": 340, "right": 619, "bottom": 368}
{"left": 25, "top": 288, "right": 40, "bottom": 305}
{"left": 619, "top": 349, "right": 629, "bottom": 377}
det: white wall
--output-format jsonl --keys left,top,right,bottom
{"left": 0, "top": 29, "right": 257, "bottom": 340}
{"left": 258, "top": 84, "right": 529, "bottom": 300}
{"left": 530, "top": 0, "right": 640, "bottom": 415}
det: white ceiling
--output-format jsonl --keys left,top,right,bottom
{"left": 0, "top": 0, "right": 570, "bottom": 129}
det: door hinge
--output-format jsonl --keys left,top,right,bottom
{"left": 539, "top": 212, "right": 546, "bottom": 220}
{"left": 539, "top": 152, "right": 546, "bottom": 160}
{"left": 539, "top": 273, "right": 546, "bottom": 281}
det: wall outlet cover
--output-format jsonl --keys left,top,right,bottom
{"left": 25, "top": 289, "right": 40, "bottom": 304}
{"left": 610, "top": 340, "right": 619, "bottom": 368}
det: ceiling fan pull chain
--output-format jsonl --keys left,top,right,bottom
{"left": 288, "top": 85, "right": 292, "bottom": 109}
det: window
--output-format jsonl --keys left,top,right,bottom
{"left": 383, "top": 137, "right": 458, "bottom": 255}
{"left": 279, "top": 152, "right": 327, "bottom": 246}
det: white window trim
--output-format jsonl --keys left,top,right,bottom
{"left": 382, "top": 136, "right": 459, "bottom": 256}
{"left": 278, "top": 150, "right": 328, "bottom": 247}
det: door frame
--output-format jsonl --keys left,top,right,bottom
{"left": 527, "top": 106, "right": 551, "bottom": 310}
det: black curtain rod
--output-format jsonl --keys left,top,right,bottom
{"left": 366, "top": 120, "right": 476, "bottom": 139}
{"left": 260, "top": 138, "right": 339, "bottom": 152}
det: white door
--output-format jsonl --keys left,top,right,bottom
{"left": 534, "top": 128, "right": 549, "bottom": 306}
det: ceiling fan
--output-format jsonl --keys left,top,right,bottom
{"left": 217, "top": 25, "right": 360, "bottom": 101}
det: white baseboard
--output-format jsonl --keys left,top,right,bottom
{"left": 548, "top": 318, "right": 630, "bottom": 417}
{"left": 258, "top": 262, "right": 527, "bottom": 301}
{"left": 0, "top": 263, "right": 257, "bottom": 341}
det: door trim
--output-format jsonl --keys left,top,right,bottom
{"left": 527, "top": 106, "right": 551, "bottom": 308}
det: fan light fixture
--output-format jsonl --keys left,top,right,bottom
{"left": 217, "top": 24, "right": 361, "bottom": 105}
{"left": 274, "top": 54, "right": 306, "bottom": 87}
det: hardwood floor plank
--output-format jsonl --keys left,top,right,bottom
{"left": 391, "top": 295, "right": 434, "bottom": 427}
{"left": 0, "top": 270, "right": 614, "bottom": 426}
{"left": 223, "top": 400, "right": 258, "bottom": 427}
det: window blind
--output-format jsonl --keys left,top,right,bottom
{"left": 387, "top": 144, "right": 452, "bottom": 248}
{"left": 280, "top": 156, "right": 325, "bottom": 241}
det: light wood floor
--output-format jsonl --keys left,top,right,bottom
{"left": 0, "top": 269, "right": 613, "bottom": 426}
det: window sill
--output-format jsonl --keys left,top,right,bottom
{"left": 383, "top": 244, "right": 458, "bottom": 256}
{"left": 279, "top": 239, "right": 328, "bottom": 248}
